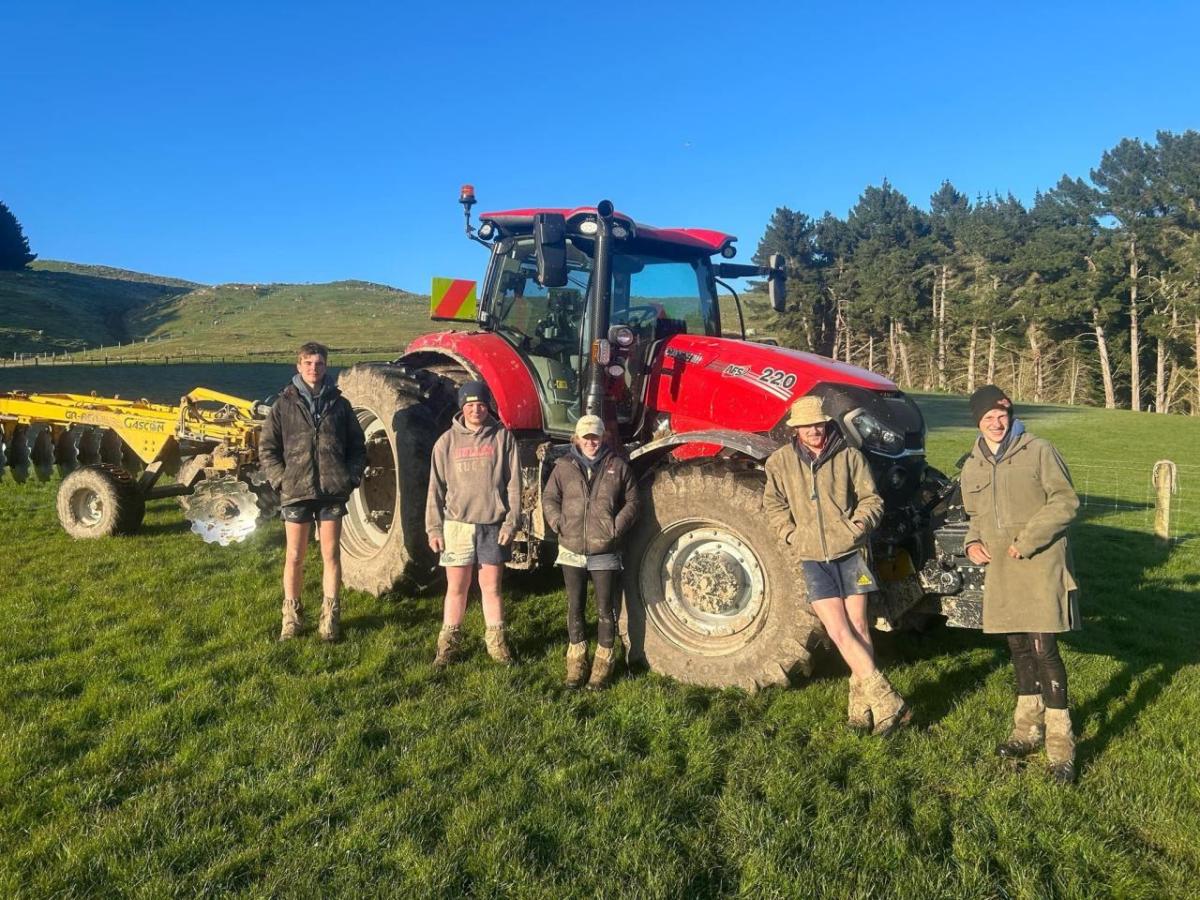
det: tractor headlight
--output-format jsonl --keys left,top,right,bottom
{"left": 846, "top": 409, "right": 905, "bottom": 455}
{"left": 579, "top": 219, "right": 598, "bottom": 235}
{"left": 612, "top": 224, "right": 629, "bottom": 239}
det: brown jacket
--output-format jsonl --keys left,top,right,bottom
{"left": 961, "top": 429, "right": 1080, "bottom": 633}
{"left": 543, "top": 449, "right": 639, "bottom": 555}
{"left": 763, "top": 433, "right": 884, "bottom": 562}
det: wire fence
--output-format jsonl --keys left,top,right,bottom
{"left": 1071, "top": 459, "right": 1199, "bottom": 549}
{"left": 0, "top": 348, "right": 401, "bottom": 368}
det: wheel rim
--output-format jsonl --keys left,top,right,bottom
{"left": 70, "top": 487, "right": 104, "bottom": 528}
{"left": 341, "top": 406, "right": 396, "bottom": 557}
{"left": 642, "top": 519, "right": 768, "bottom": 653}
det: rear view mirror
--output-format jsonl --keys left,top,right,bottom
{"left": 534, "top": 213, "right": 568, "bottom": 288}
{"left": 768, "top": 253, "right": 786, "bottom": 312}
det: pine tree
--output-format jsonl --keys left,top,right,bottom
{"left": 0, "top": 200, "right": 37, "bottom": 270}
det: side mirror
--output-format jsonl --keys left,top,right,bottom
{"left": 768, "top": 253, "right": 786, "bottom": 312}
{"left": 534, "top": 213, "right": 568, "bottom": 288}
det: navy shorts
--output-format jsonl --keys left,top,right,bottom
{"left": 801, "top": 551, "right": 878, "bottom": 601}
{"left": 439, "top": 519, "right": 512, "bottom": 567}
{"left": 280, "top": 500, "right": 348, "bottom": 524}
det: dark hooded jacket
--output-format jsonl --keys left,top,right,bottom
{"left": 259, "top": 377, "right": 366, "bottom": 506}
{"left": 543, "top": 447, "right": 639, "bottom": 556}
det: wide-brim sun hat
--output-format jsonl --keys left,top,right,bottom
{"left": 786, "top": 395, "right": 831, "bottom": 427}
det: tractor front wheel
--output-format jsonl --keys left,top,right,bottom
{"left": 622, "top": 463, "right": 823, "bottom": 691}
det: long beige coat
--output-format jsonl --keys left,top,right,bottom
{"left": 961, "top": 430, "right": 1080, "bottom": 633}
{"left": 763, "top": 439, "right": 884, "bottom": 563}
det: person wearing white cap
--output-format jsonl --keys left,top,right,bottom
{"left": 542, "top": 415, "right": 640, "bottom": 689}
{"left": 763, "top": 395, "right": 911, "bottom": 735}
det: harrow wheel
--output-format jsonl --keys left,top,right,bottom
{"left": 56, "top": 464, "right": 146, "bottom": 539}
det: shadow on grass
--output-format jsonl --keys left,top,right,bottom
{"left": 1065, "top": 522, "right": 1199, "bottom": 767}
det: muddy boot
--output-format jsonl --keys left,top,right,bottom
{"left": 586, "top": 644, "right": 617, "bottom": 690}
{"left": 279, "top": 597, "right": 304, "bottom": 640}
{"left": 864, "top": 670, "right": 912, "bottom": 736}
{"left": 564, "top": 641, "right": 590, "bottom": 689}
{"left": 848, "top": 675, "right": 873, "bottom": 733}
{"left": 484, "top": 623, "right": 515, "bottom": 666}
{"left": 1045, "top": 707, "right": 1076, "bottom": 784}
{"left": 433, "top": 625, "right": 465, "bottom": 669}
{"left": 996, "top": 694, "right": 1045, "bottom": 759}
{"left": 318, "top": 596, "right": 341, "bottom": 643}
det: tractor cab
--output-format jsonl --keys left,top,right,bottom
{"left": 484, "top": 232, "right": 724, "bottom": 436}
{"left": 448, "top": 188, "right": 785, "bottom": 441}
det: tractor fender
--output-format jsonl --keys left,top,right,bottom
{"left": 629, "top": 428, "right": 782, "bottom": 471}
{"left": 399, "top": 332, "right": 543, "bottom": 431}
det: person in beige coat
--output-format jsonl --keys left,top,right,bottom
{"left": 961, "top": 385, "right": 1081, "bottom": 784}
{"left": 764, "top": 396, "right": 911, "bottom": 735}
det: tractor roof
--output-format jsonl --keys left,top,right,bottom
{"left": 480, "top": 207, "right": 736, "bottom": 255}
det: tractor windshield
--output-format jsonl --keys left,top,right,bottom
{"left": 489, "top": 237, "right": 717, "bottom": 432}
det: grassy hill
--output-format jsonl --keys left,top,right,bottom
{"left": 0, "top": 262, "right": 197, "bottom": 356}
{"left": 0, "top": 262, "right": 435, "bottom": 361}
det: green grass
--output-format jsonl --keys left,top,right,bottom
{"left": 1, "top": 387, "right": 1198, "bottom": 896}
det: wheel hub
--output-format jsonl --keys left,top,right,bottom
{"left": 72, "top": 489, "right": 103, "bottom": 527}
{"left": 662, "top": 528, "right": 765, "bottom": 637}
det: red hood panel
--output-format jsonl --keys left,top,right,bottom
{"left": 647, "top": 335, "right": 896, "bottom": 434}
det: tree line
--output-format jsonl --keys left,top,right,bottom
{"left": 753, "top": 130, "right": 1200, "bottom": 415}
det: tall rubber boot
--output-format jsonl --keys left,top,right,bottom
{"left": 564, "top": 641, "right": 589, "bottom": 689}
{"left": 996, "top": 694, "right": 1045, "bottom": 758}
{"left": 485, "top": 623, "right": 515, "bottom": 666}
{"left": 848, "top": 675, "right": 873, "bottom": 732}
{"left": 279, "top": 597, "right": 304, "bottom": 641}
{"left": 433, "top": 625, "right": 465, "bottom": 669}
{"left": 319, "top": 595, "right": 341, "bottom": 642}
{"left": 864, "top": 670, "right": 913, "bottom": 736}
{"left": 1045, "top": 707, "right": 1076, "bottom": 784}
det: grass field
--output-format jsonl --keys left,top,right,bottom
{"left": 1, "top": 374, "right": 1198, "bottom": 897}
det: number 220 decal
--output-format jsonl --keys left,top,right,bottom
{"left": 759, "top": 367, "right": 797, "bottom": 389}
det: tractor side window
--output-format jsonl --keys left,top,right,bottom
{"left": 612, "top": 256, "right": 718, "bottom": 339}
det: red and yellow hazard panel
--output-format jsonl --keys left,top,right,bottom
{"left": 430, "top": 277, "right": 478, "bottom": 321}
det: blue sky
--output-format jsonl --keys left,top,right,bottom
{"left": 2, "top": 1, "right": 1197, "bottom": 292}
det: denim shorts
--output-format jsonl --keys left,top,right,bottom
{"left": 280, "top": 500, "right": 348, "bottom": 523}
{"left": 439, "top": 519, "right": 512, "bottom": 567}
{"left": 801, "top": 551, "right": 878, "bottom": 601}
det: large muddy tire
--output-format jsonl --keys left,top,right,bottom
{"left": 56, "top": 464, "right": 146, "bottom": 538}
{"left": 622, "top": 463, "right": 824, "bottom": 692}
{"left": 337, "top": 363, "right": 458, "bottom": 596}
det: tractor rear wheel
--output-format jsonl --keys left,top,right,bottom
{"left": 337, "top": 363, "right": 457, "bottom": 596}
{"left": 56, "top": 464, "right": 146, "bottom": 538}
{"left": 622, "top": 463, "right": 823, "bottom": 691}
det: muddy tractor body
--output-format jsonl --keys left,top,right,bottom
{"left": 336, "top": 191, "right": 982, "bottom": 689}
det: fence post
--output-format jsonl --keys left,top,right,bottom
{"left": 1152, "top": 460, "right": 1178, "bottom": 545}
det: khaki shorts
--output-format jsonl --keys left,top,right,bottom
{"left": 439, "top": 519, "right": 511, "bottom": 567}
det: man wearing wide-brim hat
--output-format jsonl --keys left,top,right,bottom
{"left": 763, "top": 395, "right": 912, "bottom": 735}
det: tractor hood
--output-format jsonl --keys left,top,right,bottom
{"left": 645, "top": 334, "right": 899, "bottom": 437}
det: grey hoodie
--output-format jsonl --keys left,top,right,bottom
{"left": 425, "top": 413, "right": 521, "bottom": 538}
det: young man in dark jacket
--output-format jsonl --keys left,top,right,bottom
{"left": 260, "top": 342, "right": 365, "bottom": 642}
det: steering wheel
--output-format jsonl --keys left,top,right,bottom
{"left": 613, "top": 304, "right": 660, "bottom": 329}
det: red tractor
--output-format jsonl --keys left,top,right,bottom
{"left": 336, "top": 189, "right": 981, "bottom": 690}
